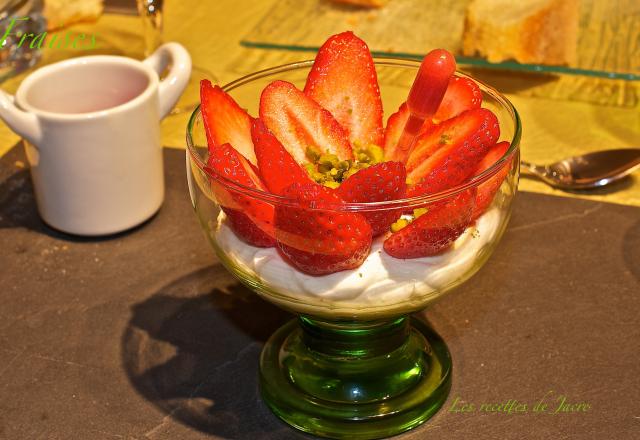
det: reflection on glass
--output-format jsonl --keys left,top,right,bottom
{"left": 135, "top": 0, "right": 163, "bottom": 57}
{"left": 0, "top": 0, "right": 45, "bottom": 82}
{"left": 136, "top": 0, "right": 217, "bottom": 115}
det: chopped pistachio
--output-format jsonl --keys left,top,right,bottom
{"left": 323, "top": 181, "right": 340, "bottom": 189}
{"left": 303, "top": 163, "right": 316, "bottom": 174}
{"left": 368, "top": 144, "right": 385, "bottom": 163}
{"left": 390, "top": 210, "right": 428, "bottom": 233}
{"left": 302, "top": 142, "right": 387, "bottom": 188}
{"left": 413, "top": 207, "right": 428, "bottom": 218}
{"left": 318, "top": 153, "right": 340, "bottom": 173}
{"left": 439, "top": 134, "right": 452, "bottom": 145}
{"left": 342, "top": 162, "right": 369, "bottom": 180}
{"left": 342, "top": 167, "right": 357, "bottom": 180}
{"left": 305, "top": 146, "right": 322, "bottom": 162}
{"left": 352, "top": 143, "right": 384, "bottom": 165}
{"left": 390, "top": 218, "right": 410, "bottom": 233}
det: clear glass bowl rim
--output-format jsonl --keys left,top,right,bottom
{"left": 186, "top": 58, "right": 522, "bottom": 210}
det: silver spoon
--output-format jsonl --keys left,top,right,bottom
{"left": 520, "top": 149, "right": 640, "bottom": 190}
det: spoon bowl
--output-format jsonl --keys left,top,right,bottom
{"left": 521, "top": 148, "right": 640, "bottom": 190}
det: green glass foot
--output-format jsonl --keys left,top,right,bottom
{"left": 260, "top": 316, "right": 452, "bottom": 439}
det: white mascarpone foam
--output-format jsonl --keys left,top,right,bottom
{"left": 212, "top": 208, "right": 503, "bottom": 312}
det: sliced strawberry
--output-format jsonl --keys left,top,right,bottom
{"left": 275, "top": 183, "right": 372, "bottom": 275}
{"left": 304, "top": 31, "right": 383, "bottom": 147}
{"left": 433, "top": 76, "right": 482, "bottom": 123}
{"left": 383, "top": 103, "right": 432, "bottom": 163}
{"left": 200, "top": 80, "right": 256, "bottom": 164}
{"left": 407, "top": 108, "right": 500, "bottom": 196}
{"left": 221, "top": 208, "right": 276, "bottom": 248}
{"left": 384, "top": 103, "right": 411, "bottom": 162}
{"left": 251, "top": 119, "right": 314, "bottom": 195}
{"left": 383, "top": 189, "right": 476, "bottom": 259}
{"left": 337, "top": 162, "right": 406, "bottom": 236}
{"left": 207, "top": 143, "right": 275, "bottom": 247}
{"left": 383, "top": 77, "right": 482, "bottom": 161}
{"left": 259, "top": 80, "right": 353, "bottom": 164}
{"left": 470, "top": 141, "right": 511, "bottom": 221}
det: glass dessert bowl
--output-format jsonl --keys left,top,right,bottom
{"left": 186, "top": 58, "right": 520, "bottom": 439}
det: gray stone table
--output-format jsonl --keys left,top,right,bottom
{"left": 1, "top": 146, "right": 638, "bottom": 440}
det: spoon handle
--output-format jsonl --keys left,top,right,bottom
{"left": 520, "top": 160, "right": 548, "bottom": 178}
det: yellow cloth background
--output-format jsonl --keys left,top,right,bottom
{"left": 1, "top": 0, "right": 638, "bottom": 206}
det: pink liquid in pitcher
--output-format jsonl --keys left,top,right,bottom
{"left": 24, "top": 62, "right": 151, "bottom": 114}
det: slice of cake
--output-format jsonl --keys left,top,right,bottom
{"left": 44, "top": 0, "right": 104, "bottom": 30}
{"left": 462, "top": 0, "right": 580, "bottom": 65}
{"left": 330, "top": 0, "right": 389, "bottom": 8}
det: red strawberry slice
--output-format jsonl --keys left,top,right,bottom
{"left": 433, "top": 76, "right": 482, "bottom": 123}
{"left": 337, "top": 162, "right": 407, "bottom": 236}
{"left": 207, "top": 143, "right": 275, "bottom": 247}
{"left": 304, "top": 31, "right": 383, "bottom": 147}
{"left": 470, "top": 141, "right": 512, "bottom": 221}
{"left": 383, "top": 77, "right": 482, "bottom": 161}
{"left": 220, "top": 208, "right": 275, "bottom": 248}
{"left": 407, "top": 108, "right": 500, "bottom": 196}
{"left": 383, "top": 189, "right": 476, "bottom": 259}
{"left": 251, "top": 118, "right": 314, "bottom": 195}
{"left": 259, "top": 80, "right": 353, "bottom": 164}
{"left": 275, "top": 183, "right": 372, "bottom": 275}
{"left": 384, "top": 103, "right": 411, "bottom": 162}
{"left": 200, "top": 80, "right": 256, "bottom": 164}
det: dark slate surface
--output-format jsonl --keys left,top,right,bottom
{"left": 0, "top": 145, "right": 638, "bottom": 440}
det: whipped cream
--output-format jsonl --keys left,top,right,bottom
{"left": 212, "top": 209, "right": 503, "bottom": 317}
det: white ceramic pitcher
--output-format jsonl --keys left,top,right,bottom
{"left": 0, "top": 42, "right": 191, "bottom": 235}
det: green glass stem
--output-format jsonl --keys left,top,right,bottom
{"left": 260, "top": 316, "right": 452, "bottom": 439}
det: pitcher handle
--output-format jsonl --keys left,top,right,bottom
{"left": 143, "top": 42, "right": 192, "bottom": 120}
{"left": 0, "top": 89, "right": 41, "bottom": 145}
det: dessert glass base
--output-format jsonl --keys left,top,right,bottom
{"left": 260, "top": 316, "right": 451, "bottom": 439}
